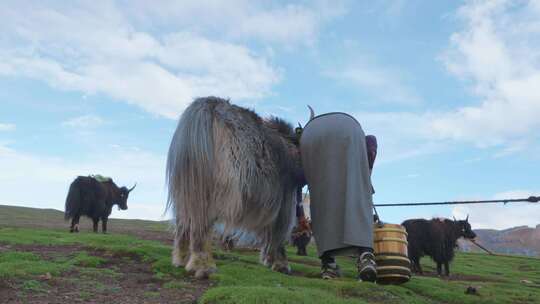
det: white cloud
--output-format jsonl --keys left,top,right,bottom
{"left": 123, "top": 0, "right": 346, "bottom": 46}
{"left": 0, "top": 1, "right": 345, "bottom": 118}
{"left": 343, "top": 0, "right": 540, "bottom": 164}
{"left": 0, "top": 1, "right": 346, "bottom": 118}
{"left": 0, "top": 123, "right": 15, "bottom": 131}
{"left": 0, "top": 144, "right": 168, "bottom": 221}
{"left": 452, "top": 190, "right": 540, "bottom": 230}
{"left": 62, "top": 115, "right": 104, "bottom": 128}
{"left": 436, "top": 0, "right": 540, "bottom": 146}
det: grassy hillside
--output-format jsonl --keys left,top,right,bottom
{"left": 0, "top": 204, "right": 170, "bottom": 242}
{"left": 1, "top": 204, "right": 539, "bottom": 303}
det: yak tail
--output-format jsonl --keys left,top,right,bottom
{"left": 64, "top": 181, "right": 80, "bottom": 220}
{"left": 166, "top": 98, "right": 216, "bottom": 240}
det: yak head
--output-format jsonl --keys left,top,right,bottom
{"left": 453, "top": 215, "right": 476, "bottom": 239}
{"left": 265, "top": 116, "right": 305, "bottom": 185}
{"left": 116, "top": 183, "right": 137, "bottom": 210}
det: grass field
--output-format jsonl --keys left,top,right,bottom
{"left": 1, "top": 204, "right": 540, "bottom": 303}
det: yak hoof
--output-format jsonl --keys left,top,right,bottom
{"left": 172, "top": 247, "right": 190, "bottom": 267}
{"left": 172, "top": 253, "right": 189, "bottom": 267}
{"left": 194, "top": 267, "right": 217, "bottom": 280}
{"left": 185, "top": 253, "right": 217, "bottom": 279}
{"left": 271, "top": 262, "right": 291, "bottom": 275}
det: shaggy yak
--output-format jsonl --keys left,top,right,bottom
{"left": 64, "top": 176, "right": 136, "bottom": 233}
{"left": 166, "top": 96, "right": 306, "bottom": 279}
{"left": 402, "top": 217, "right": 476, "bottom": 276}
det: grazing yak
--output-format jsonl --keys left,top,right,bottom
{"left": 166, "top": 97, "right": 306, "bottom": 279}
{"left": 402, "top": 217, "right": 476, "bottom": 276}
{"left": 64, "top": 176, "right": 136, "bottom": 233}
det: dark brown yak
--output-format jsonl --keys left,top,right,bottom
{"left": 64, "top": 176, "right": 136, "bottom": 233}
{"left": 402, "top": 217, "right": 476, "bottom": 276}
{"left": 166, "top": 97, "right": 305, "bottom": 279}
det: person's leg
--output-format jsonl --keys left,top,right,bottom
{"left": 356, "top": 247, "right": 377, "bottom": 282}
{"left": 320, "top": 250, "right": 341, "bottom": 279}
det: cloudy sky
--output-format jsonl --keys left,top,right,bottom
{"left": 1, "top": 0, "right": 539, "bottom": 230}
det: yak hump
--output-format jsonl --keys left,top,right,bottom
{"left": 90, "top": 174, "right": 112, "bottom": 183}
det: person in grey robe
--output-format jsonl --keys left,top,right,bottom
{"left": 300, "top": 112, "right": 377, "bottom": 282}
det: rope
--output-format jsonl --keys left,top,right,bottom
{"left": 374, "top": 196, "right": 539, "bottom": 207}
{"left": 468, "top": 239, "right": 495, "bottom": 255}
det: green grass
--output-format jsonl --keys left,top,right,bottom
{"left": 1, "top": 226, "right": 540, "bottom": 303}
{"left": 22, "top": 280, "right": 48, "bottom": 293}
{"left": 71, "top": 251, "right": 106, "bottom": 267}
{"left": 163, "top": 280, "right": 191, "bottom": 289}
{"left": 0, "top": 251, "right": 72, "bottom": 279}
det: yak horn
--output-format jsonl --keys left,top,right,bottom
{"left": 453, "top": 216, "right": 457, "bottom": 221}
{"left": 466, "top": 214, "right": 469, "bottom": 221}
{"left": 298, "top": 122, "right": 302, "bottom": 129}
{"left": 128, "top": 183, "right": 137, "bottom": 192}
{"left": 307, "top": 105, "right": 315, "bottom": 121}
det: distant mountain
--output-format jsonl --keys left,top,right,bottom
{"left": 459, "top": 225, "right": 540, "bottom": 257}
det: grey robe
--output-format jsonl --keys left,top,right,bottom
{"left": 300, "top": 113, "right": 373, "bottom": 257}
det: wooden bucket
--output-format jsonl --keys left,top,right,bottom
{"left": 373, "top": 223, "right": 411, "bottom": 284}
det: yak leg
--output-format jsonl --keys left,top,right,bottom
{"left": 92, "top": 218, "right": 99, "bottom": 233}
{"left": 408, "top": 256, "right": 416, "bottom": 273}
{"left": 260, "top": 200, "right": 293, "bottom": 274}
{"left": 101, "top": 217, "right": 108, "bottom": 234}
{"left": 411, "top": 256, "right": 423, "bottom": 274}
{"left": 272, "top": 244, "right": 291, "bottom": 274}
{"left": 259, "top": 230, "right": 291, "bottom": 274}
{"left": 172, "top": 227, "right": 190, "bottom": 267}
{"left": 444, "top": 261, "right": 450, "bottom": 276}
{"left": 185, "top": 225, "right": 217, "bottom": 279}
{"left": 436, "top": 262, "right": 442, "bottom": 276}
{"left": 70, "top": 215, "right": 80, "bottom": 233}
{"left": 260, "top": 243, "right": 290, "bottom": 274}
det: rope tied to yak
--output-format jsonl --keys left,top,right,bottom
{"left": 374, "top": 196, "right": 539, "bottom": 207}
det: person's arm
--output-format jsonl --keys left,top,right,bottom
{"left": 365, "top": 135, "right": 377, "bottom": 194}
{"left": 365, "top": 135, "right": 377, "bottom": 173}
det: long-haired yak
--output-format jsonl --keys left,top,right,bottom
{"left": 166, "top": 97, "right": 305, "bottom": 279}
{"left": 402, "top": 217, "right": 476, "bottom": 276}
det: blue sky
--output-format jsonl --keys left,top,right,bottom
{"left": 1, "top": 0, "right": 539, "bottom": 229}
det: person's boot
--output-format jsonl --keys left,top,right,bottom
{"left": 321, "top": 262, "right": 342, "bottom": 280}
{"left": 357, "top": 252, "right": 377, "bottom": 282}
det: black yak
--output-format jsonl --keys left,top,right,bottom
{"left": 166, "top": 97, "right": 305, "bottom": 279}
{"left": 402, "top": 217, "right": 476, "bottom": 276}
{"left": 64, "top": 176, "right": 136, "bottom": 233}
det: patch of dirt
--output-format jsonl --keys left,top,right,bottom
{"left": 125, "top": 230, "right": 174, "bottom": 245}
{"left": 0, "top": 244, "right": 211, "bottom": 304}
